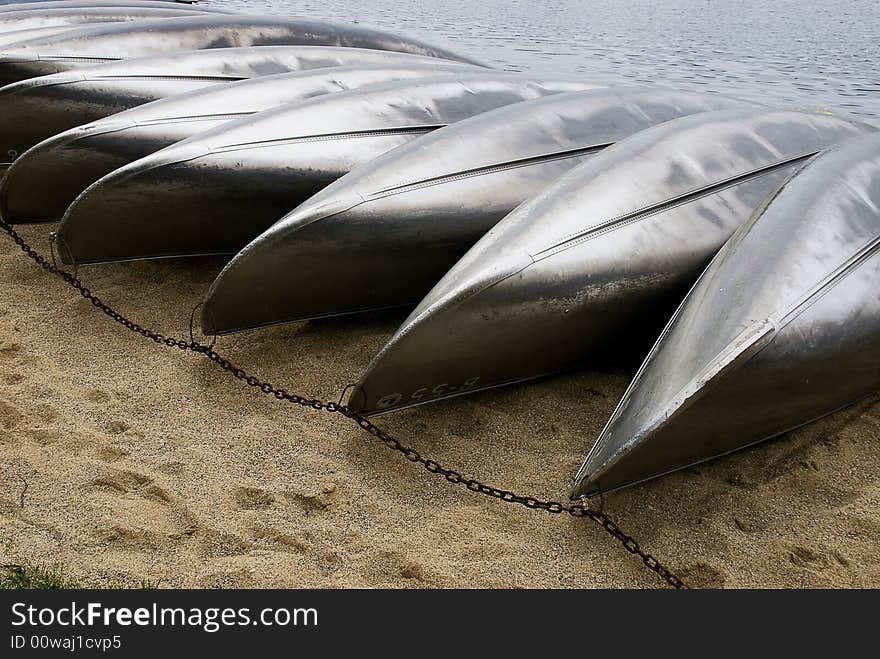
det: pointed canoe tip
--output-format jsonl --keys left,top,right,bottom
{"left": 570, "top": 430, "right": 619, "bottom": 500}
{"left": 197, "top": 192, "right": 398, "bottom": 335}
{"left": 51, "top": 227, "right": 76, "bottom": 267}
{"left": 2, "top": 121, "right": 142, "bottom": 224}
{"left": 199, "top": 298, "right": 220, "bottom": 337}
{"left": 199, "top": 244, "right": 289, "bottom": 336}
{"left": 569, "top": 473, "right": 601, "bottom": 501}
{"left": 199, "top": 265, "right": 234, "bottom": 335}
{"left": 569, "top": 321, "right": 779, "bottom": 497}
{"left": 52, "top": 172, "right": 140, "bottom": 264}
{"left": 345, "top": 384, "right": 369, "bottom": 415}
{"left": 200, "top": 250, "right": 260, "bottom": 335}
{"left": 571, "top": 386, "right": 718, "bottom": 499}
{"left": 57, "top": 139, "right": 202, "bottom": 226}
{"left": 350, "top": 248, "right": 541, "bottom": 415}
{"left": 127, "top": 141, "right": 211, "bottom": 172}
{"left": 0, "top": 175, "right": 10, "bottom": 224}
{"left": 0, "top": 150, "right": 44, "bottom": 223}
{"left": 571, "top": 452, "right": 651, "bottom": 501}
{"left": 57, "top": 185, "right": 90, "bottom": 231}
{"left": 198, "top": 246, "right": 261, "bottom": 335}
{"left": 278, "top": 190, "right": 367, "bottom": 235}
{"left": 350, "top": 289, "right": 498, "bottom": 416}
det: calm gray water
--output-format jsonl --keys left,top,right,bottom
{"left": 208, "top": 0, "right": 879, "bottom": 123}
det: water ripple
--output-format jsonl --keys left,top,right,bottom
{"left": 213, "top": 0, "right": 878, "bottom": 123}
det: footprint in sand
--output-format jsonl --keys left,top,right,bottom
{"left": 85, "top": 389, "right": 111, "bottom": 404}
{"left": 399, "top": 560, "right": 426, "bottom": 582}
{"left": 157, "top": 461, "right": 184, "bottom": 476}
{"left": 733, "top": 516, "right": 767, "bottom": 533}
{"left": 89, "top": 469, "right": 171, "bottom": 503}
{"left": 251, "top": 525, "right": 310, "bottom": 554}
{"left": 0, "top": 340, "right": 21, "bottom": 359}
{"left": 1, "top": 372, "right": 24, "bottom": 385}
{"left": 0, "top": 400, "right": 24, "bottom": 430}
{"left": 198, "top": 529, "right": 252, "bottom": 559}
{"left": 33, "top": 404, "right": 59, "bottom": 425}
{"left": 232, "top": 486, "right": 275, "bottom": 511}
{"left": 783, "top": 542, "right": 850, "bottom": 573}
{"left": 106, "top": 421, "right": 129, "bottom": 435}
{"left": 24, "top": 428, "right": 61, "bottom": 445}
{"left": 94, "top": 444, "right": 129, "bottom": 463}
{"left": 679, "top": 561, "right": 728, "bottom": 588}
{"left": 85, "top": 468, "right": 197, "bottom": 550}
{"left": 371, "top": 549, "right": 428, "bottom": 584}
{"left": 281, "top": 483, "right": 339, "bottom": 515}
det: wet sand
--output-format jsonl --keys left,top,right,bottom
{"left": 1, "top": 223, "right": 878, "bottom": 588}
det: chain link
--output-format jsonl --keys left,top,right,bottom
{"left": 0, "top": 220, "right": 686, "bottom": 589}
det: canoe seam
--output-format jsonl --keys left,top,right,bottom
{"left": 94, "top": 74, "right": 246, "bottom": 82}
{"left": 773, "top": 232, "right": 880, "bottom": 330}
{"left": 33, "top": 55, "right": 117, "bottom": 63}
{"left": 213, "top": 125, "right": 442, "bottom": 151}
{"left": 365, "top": 143, "right": 612, "bottom": 199}
{"left": 380, "top": 254, "right": 534, "bottom": 354}
{"left": 532, "top": 150, "right": 818, "bottom": 260}
{"left": 132, "top": 112, "right": 252, "bottom": 126}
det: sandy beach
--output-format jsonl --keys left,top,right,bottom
{"left": 0, "top": 222, "right": 878, "bottom": 589}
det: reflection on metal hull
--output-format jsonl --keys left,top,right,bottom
{"left": 573, "top": 132, "right": 880, "bottom": 497}
{"left": 350, "top": 109, "right": 874, "bottom": 415}
{"left": 0, "top": 1, "right": 210, "bottom": 10}
{"left": 53, "top": 73, "right": 596, "bottom": 269}
{"left": 0, "top": 13, "right": 483, "bottom": 84}
{"left": 0, "top": 46, "right": 471, "bottom": 167}
{"left": 202, "top": 87, "right": 757, "bottom": 334}
{"left": 0, "top": 5, "right": 211, "bottom": 35}
{"left": 0, "top": 61, "right": 478, "bottom": 222}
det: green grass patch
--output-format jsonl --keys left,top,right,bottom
{"left": 1, "top": 563, "right": 79, "bottom": 589}
{"left": 1, "top": 563, "right": 156, "bottom": 590}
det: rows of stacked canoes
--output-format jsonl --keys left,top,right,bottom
{"left": 1, "top": 1, "right": 878, "bottom": 497}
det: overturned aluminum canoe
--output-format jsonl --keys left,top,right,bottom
{"left": 0, "top": 1, "right": 207, "bottom": 10}
{"left": 0, "top": 23, "right": 108, "bottom": 45}
{"left": 0, "top": 4, "right": 213, "bottom": 46}
{"left": 0, "top": 46, "right": 470, "bottom": 169}
{"left": 0, "top": 14, "right": 482, "bottom": 84}
{"left": 349, "top": 109, "right": 874, "bottom": 415}
{"left": 1, "top": 62, "right": 479, "bottom": 222}
{"left": 54, "top": 73, "right": 597, "bottom": 265}
{"left": 573, "top": 132, "right": 880, "bottom": 498}
{"left": 0, "top": 5, "right": 209, "bottom": 33}
{"left": 201, "top": 87, "right": 758, "bottom": 334}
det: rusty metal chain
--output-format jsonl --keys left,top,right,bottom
{"left": 0, "top": 220, "right": 686, "bottom": 589}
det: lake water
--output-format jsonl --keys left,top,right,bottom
{"left": 210, "top": 0, "right": 879, "bottom": 124}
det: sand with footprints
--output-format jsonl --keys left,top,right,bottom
{"left": 0, "top": 224, "right": 878, "bottom": 588}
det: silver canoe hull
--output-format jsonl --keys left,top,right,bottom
{"left": 0, "top": 62, "right": 478, "bottom": 222}
{"left": 0, "top": 24, "right": 107, "bottom": 46}
{"left": 0, "top": 5, "right": 209, "bottom": 33}
{"left": 350, "top": 109, "right": 874, "bottom": 415}
{"left": 0, "top": 5, "right": 213, "bottom": 46}
{"left": 0, "top": 47, "right": 471, "bottom": 168}
{"left": 201, "top": 87, "right": 758, "bottom": 334}
{"left": 54, "top": 73, "right": 597, "bottom": 268}
{"left": 573, "top": 132, "right": 880, "bottom": 497}
{"left": 0, "top": 14, "right": 482, "bottom": 84}
{"left": 0, "top": 1, "right": 212, "bottom": 10}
